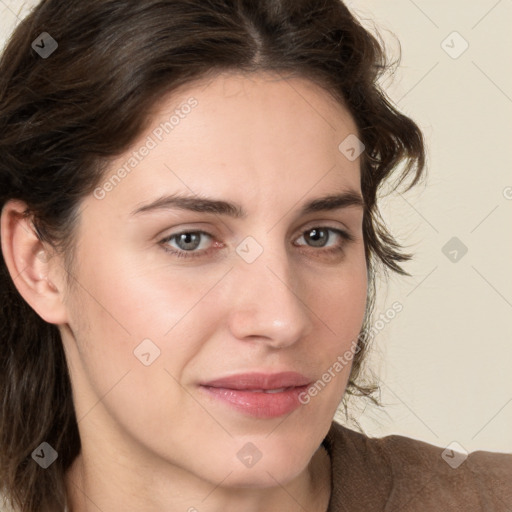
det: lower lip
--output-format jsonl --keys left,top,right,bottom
{"left": 200, "top": 385, "right": 309, "bottom": 419}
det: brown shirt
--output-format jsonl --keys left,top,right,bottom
{"left": 322, "top": 421, "right": 512, "bottom": 511}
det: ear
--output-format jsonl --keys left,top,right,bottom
{"left": 0, "top": 199, "right": 69, "bottom": 324}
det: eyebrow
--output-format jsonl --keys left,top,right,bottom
{"left": 130, "top": 190, "right": 365, "bottom": 218}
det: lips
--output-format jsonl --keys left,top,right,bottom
{"left": 199, "top": 372, "right": 313, "bottom": 419}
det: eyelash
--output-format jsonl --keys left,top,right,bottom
{"left": 159, "top": 227, "right": 355, "bottom": 260}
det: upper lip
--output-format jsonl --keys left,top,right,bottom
{"left": 201, "top": 372, "right": 312, "bottom": 390}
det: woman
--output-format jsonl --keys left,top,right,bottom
{"left": 0, "top": 1, "right": 510, "bottom": 511}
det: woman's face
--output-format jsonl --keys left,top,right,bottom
{"left": 59, "top": 71, "right": 367, "bottom": 489}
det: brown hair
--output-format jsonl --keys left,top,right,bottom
{"left": 0, "top": 0, "right": 425, "bottom": 510}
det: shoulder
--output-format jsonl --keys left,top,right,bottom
{"left": 323, "top": 421, "right": 512, "bottom": 512}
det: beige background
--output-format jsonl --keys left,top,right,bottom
{"left": 1, "top": 0, "right": 511, "bottom": 453}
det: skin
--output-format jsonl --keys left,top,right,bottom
{"left": 1, "top": 71, "right": 367, "bottom": 512}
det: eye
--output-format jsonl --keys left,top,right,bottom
{"left": 159, "top": 226, "right": 355, "bottom": 260}
{"left": 294, "top": 227, "right": 354, "bottom": 253}
{"left": 160, "top": 231, "right": 217, "bottom": 259}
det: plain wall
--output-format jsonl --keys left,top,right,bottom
{"left": 1, "top": 0, "right": 511, "bottom": 453}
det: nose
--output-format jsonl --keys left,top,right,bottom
{"left": 226, "top": 243, "right": 315, "bottom": 350}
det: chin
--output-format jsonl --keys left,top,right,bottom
{"left": 215, "top": 440, "right": 311, "bottom": 489}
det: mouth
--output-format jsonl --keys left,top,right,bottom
{"left": 199, "top": 372, "right": 312, "bottom": 419}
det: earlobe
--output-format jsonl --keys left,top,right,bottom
{"left": 0, "top": 199, "right": 69, "bottom": 325}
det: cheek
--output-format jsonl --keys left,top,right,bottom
{"left": 64, "top": 261, "right": 200, "bottom": 451}
{"left": 65, "top": 245, "right": 225, "bottom": 404}
{"left": 290, "top": 250, "right": 367, "bottom": 408}
{"left": 71, "top": 241, "right": 214, "bottom": 342}
{"left": 314, "top": 250, "right": 368, "bottom": 337}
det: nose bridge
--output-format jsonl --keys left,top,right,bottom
{"left": 227, "top": 234, "right": 314, "bottom": 347}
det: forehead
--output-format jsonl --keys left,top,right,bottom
{"left": 167, "top": 70, "right": 358, "bottom": 157}
{"left": 91, "top": 71, "right": 362, "bottom": 215}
